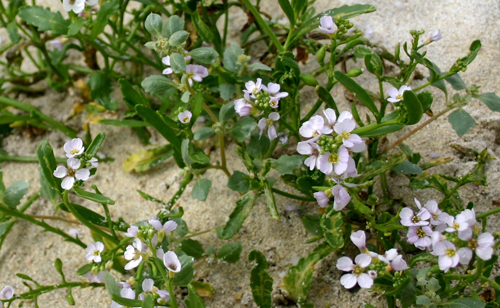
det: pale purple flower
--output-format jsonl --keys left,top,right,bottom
{"left": 88, "top": 157, "right": 99, "bottom": 168}
{"left": 318, "top": 146, "right": 350, "bottom": 175}
{"left": 399, "top": 199, "right": 430, "bottom": 227}
{"left": 368, "top": 270, "right": 377, "bottom": 279}
{"left": 53, "top": 158, "right": 90, "bottom": 190}
{"left": 162, "top": 56, "right": 173, "bottom": 75}
{"left": 387, "top": 85, "right": 411, "bottom": 103}
{"left": 350, "top": 230, "right": 367, "bottom": 252}
{"left": 297, "top": 141, "right": 321, "bottom": 171}
{"left": 424, "top": 200, "right": 447, "bottom": 226}
{"left": 458, "top": 232, "right": 494, "bottom": 263}
{"left": 258, "top": 112, "right": 280, "bottom": 140}
{"left": 64, "top": 138, "right": 85, "bottom": 158}
{"left": 86, "top": 241, "right": 104, "bottom": 263}
{"left": 48, "top": 40, "right": 64, "bottom": 51}
{"left": 313, "top": 191, "right": 329, "bottom": 208}
{"left": 124, "top": 239, "right": 145, "bottom": 270}
{"left": 278, "top": 132, "right": 288, "bottom": 144}
{"left": 138, "top": 279, "right": 170, "bottom": 302}
{"left": 111, "top": 288, "right": 136, "bottom": 308}
{"left": 407, "top": 225, "right": 433, "bottom": 249}
{"left": 263, "top": 83, "right": 288, "bottom": 108}
{"left": 332, "top": 184, "right": 350, "bottom": 211}
{"left": 359, "top": 23, "right": 373, "bottom": 39}
{"left": 244, "top": 78, "right": 262, "bottom": 96}
{"left": 69, "top": 228, "right": 82, "bottom": 238}
{"left": 178, "top": 110, "right": 192, "bottom": 123}
{"left": 149, "top": 218, "right": 178, "bottom": 233}
{"left": 334, "top": 112, "right": 365, "bottom": 151}
{"left": 234, "top": 93, "right": 253, "bottom": 117}
{"left": 63, "top": 0, "right": 85, "bottom": 13}
{"left": 318, "top": 16, "right": 337, "bottom": 35}
{"left": 336, "top": 254, "right": 373, "bottom": 289}
{"left": 388, "top": 255, "right": 409, "bottom": 271}
{"left": 0, "top": 286, "right": 13, "bottom": 299}
{"left": 445, "top": 214, "right": 470, "bottom": 234}
{"left": 426, "top": 29, "right": 442, "bottom": 44}
{"left": 299, "top": 115, "right": 325, "bottom": 140}
{"left": 377, "top": 249, "right": 409, "bottom": 271}
{"left": 322, "top": 108, "right": 337, "bottom": 134}
{"left": 84, "top": 270, "right": 105, "bottom": 283}
{"left": 125, "top": 225, "right": 138, "bottom": 238}
{"left": 163, "top": 251, "right": 181, "bottom": 273}
{"left": 186, "top": 65, "right": 208, "bottom": 86}
{"left": 431, "top": 230, "right": 446, "bottom": 249}
{"left": 431, "top": 241, "right": 460, "bottom": 272}
{"left": 343, "top": 157, "right": 358, "bottom": 178}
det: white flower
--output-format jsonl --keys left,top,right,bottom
{"left": 178, "top": 110, "right": 192, "bottom": 124}
{"left": 424, "top": 200, "right": 447, "bottom": 226}
{"left": 163, "top": 251, "right": 182, "bottom": 273}
{"left": 431, "top": 241, "right": 460, "bottom": 272}
{"left": 445, "top": 214, "right": 470, "bottom": 234}
{"left": 399, "top": 199, "right": 430, "bottom": 227}
{"left": 334, "top": 112, "right": 365, "bottom": 152}
{"left": 318, "top": 146, "right": 350, "bottom": 175}
{"left": 350, "top": 230, "right": 367, "bottom": 252}
{"left": 258, "top": 112, "right": 280, "bottom": 140}
{"left": 244, "top": 78, "right": 262, "bottom": 96}
{"left": 64, "top": 138, "right": 85, "bottom": 158}
{"left": 149, "top": 218, "right": 178, "bottom": 233}
{"left": 63, "top": 0, "right": 86, "bottom": 13}
{"left": 321, "top": 108, "right": 337, "bottom": 134}
{"left": 378, "top": 249, "right": 409, "bottom": 271}
{"left": 111, "top": 288, "right": 137, "bottom": 308}
{"left": 299, "top": 115, "right": 325, "bottom": 140}
{"left": 313, "top": 191, "right": 329, "bottom": 207}
{"left": 336, "top": 254, "right": 373, "bottom": 289}
{"left": 138, "top": 279, "right": 170, "bottom": 302}
{"left": 387, "top": 85, "right": 411, "bottom": 103}
{"left": 332, "top": 184, "right": 350, "bottom": 211}
{"left": 0, "top": 286, "right": 14, "bottom": 299}
{"left": 458, "top": 232, "right": 494, "bottom": 263}
{"left": 407, "top": 225, "right": 433, "bottom": 249}
{"left": 358, "top": 23, "right": 373, "bottom": 39}
{"left": 234, "top": 93, "right": 253, "bottom": 117}
{"left": 84, "top": 270, "right": 105, "bottom": 283}
{"left": 426, "top": 29, "right": 442, "bottom": 44}
{"left": 53, "top": 158, "right": 91, "bottom": 190}
{"left": 69, "top": 228, "right": 82, "bottom": 238}
{"left": 318, "top": 16, "right": 337, "bottom": 35}
{"left": 88, "top": 157, "right": 99, "bottom": 169}
{"left": 124, "top": 239, "right": 146, "bottom": 270}
{"left": 297, "top": 141, "right": 321, "bottom": 171}
{"left": 86, "top": 241, "right": 104, "bottom": 263}
{"left": 162, "top": 56, "right": 173, "bottom": 75}
{"left": 263, "top": 82, "right": 288, "bottom": 108}
{"left": 125, "top": 225, "right": 139, "bottom": 238}
{"left": 185, "top": 65, "right": 208, "bottom": 86}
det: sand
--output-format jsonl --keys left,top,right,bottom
{"left": 0, "top": 0, "right": 499, "bottom": 307}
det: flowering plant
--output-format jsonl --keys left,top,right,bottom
{"left": 0, "top": 1, "right": 498, "bottom": 308}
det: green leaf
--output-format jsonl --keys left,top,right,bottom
{"left": 283, "top": 252, "right": 320, "bottom": 304}
{"left": 218, "top": 191, "right": 261, "bottom": 239}
{"left": 359, "top": 152, "right": 406, "bottom": 182}
{"left": 227, "top": 171, "right": 249, "bottom": 193}
{"left": 301, "top": 215, "right": 322, "bottom": 236}
{"left": 217, "top": 242, "right": 242, "bottom": 263}
{"left": 18, "top": 6, "right": 69, "bottom": 35}
{"left": 191, "top": 11, "right": 214, "bottom": 43}
{"left": 170, "top": 53, "right": 186, "bottom": 73}
{"left": 278, "top": 0, "right": 295, "bottom": 27}
{"left": 184, "top": 283, "right": 206, "bottom": 308}
{"left": 441, "top": 298, "right": 485, "bottom": 308}
{"left": 0, "top": 168, "right": 5, "bottom": 194}
{"left": 316, "top": 85, "right": 339, "bottom": 115}
{"left": 145, "top": 13, "right": 163, "bottom": 38}
{"left": 417, "top": 91, "right": 433, "bottom": 112}
{"left": 247, "top": 132, "right": 270, "bottom": 160}
{"left": 445, "top": 73, "right": 466, "bottom": 90}
{"left": 478, "top": 92, "right": 500, "bottom": 112}
{"left": 190, "top": 47, "right": 219, "bottom": 65}
{"left": 448, "top": 109, "right": 475, "bottom": 136}
{"left": 99, "top": 119, "right": 149, "bottom": 127}
{"left": 103, "top": 272, "right": 120, "bottom": 296}
{"left": 320, "top": 212, "right": 344, "bottom": 249}
{"left": 191, "top": 280, "right": 215, "bottom": 297}
{"left": 288, "top": 4, "right": 376, "bottom": 46}
{"left": 223, "top": 43, "right": 244, "bottom": 73}
{"left": 191, "top": 92, "right": 204, "bottom": 120}
{"left": 334, "top": 71, "right": 379, "bottom": 119}
{"left": 271, "top": 155, "right": 303, "bottom": 175}
{"left": 392, "top": 160, "right": 423, "bottom": 175}
{"left": 416, "top": 295, "right": 431, "bottom": 306}
{"left": 263, "top": 180, "right": 279, "bottom": 220}
{"left": 248, "top": 250, "right": 273, "bottom": 308}
{"left": 67, "top": 18, "right": 84, "bottom": 36}
{"left": 220, "top": 83, "right": 237, "bottom": 101}
{"left": 91, "top": 0, "right": 119, "bottom": 40}
{"left": 119, "top": 79, "right": 147, "bottom": 107}
{"left": 181, "top": 139, "right": 210, "bottom": 167}
{"left": 180, "top": 239, "right": 204, "bottom": 258}
{"left": 194, "top": 127, "right": 215, "bottom": 140}
{"left": 7, "top": 21, "right": 20, "bottom": 43}
{"left": 142, "top": 294, "right": 154, "bottom": 308}
{"left": 162, "top": 15, "right": 185, "bottom": 38}
{"left": 248, "top": 63, "right": 272, "bottom": 71}
{"left": 39, "top": 166, "right": 58, "bottom": 205}
{"left": 122, "top": 145, "right": 173, "bottom": 172}
{"left": 365, "top": 53, "right": 383, "bottom": 76}
{"left": 86, "top": 132, "right": 106, "bottom": 157}
{"left": 73, "top": 187, "right": 115, "bottom": 205}
{"left": 169, "top": 30, "right": 189, "bottom": 47}
{"left": 401, "top": 90, "right": 423, "bottom": 125}
{"left": 192, "top": 179, "right": 211, "bottom": 201}
{"left": 230, "top": 117, "right": 257, "bottom": 142}
{"left": 88, "top": 71, "right": 116, "bottom": 110}
{"left": 400, "top": 279, "right": 416, "bottom": 308}
{"left": 37, "top": 141, "right": 61, "bottom": 194}
{"left": 173, "top": 255, "right": 194, "bottom": 286}
{"left": 141, "top": 75, "right": 176, "bottom": 95}
{"left": 137, "top": 190, "right": 166, "bottom": 206}
{"left": 220, "top": 101, "right": 236, "bottom": 122}
{"left": 135, "top": 105, "right": 182, "bottom": 153}
{"left": 3, "top": 180, "right": 29, "bottom": 208}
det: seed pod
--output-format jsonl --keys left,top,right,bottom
{"left": 300, "top": 73, "right": 319, "bottom": 86}
{"left": 346, "top": 68, "right": 364, "bottom": 77}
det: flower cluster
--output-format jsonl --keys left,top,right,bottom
{"left": 298, "top": 109, "right": 365, "bottom": 210}
{"left": 234, "top": 78, "right": 289, "bottom": 141}
{"left": 400, "top": 199, "right": 494, "bottom": 272}
{"left": 53, "top": 138, "right": 98, "bottom": 190}
{"left": 162, "top": 55, "right": 208, "bottom": 87}
{"left": 336, "top": 231, "right": 408, "bottom": 289}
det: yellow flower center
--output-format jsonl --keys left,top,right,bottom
{"left": 70, "top": 149, "right": 80, "bottom": 155}
{"left": 266, "top": 118, "right": 274, "bottom": 126}
{"left": 411, "top": 215, "right": 420, "bottom": 223}
{"left": 93, "top": 250, "right": 100, "bottom": 256}
{"left": 445, "top": 249, "right": 456, "bottom": 257}
{"left": 453, "top": 222, "right": 460, "bottom": 230}
{"left": 183, "top": 117, "right": 189, "bottom": 123}
{"left": 342, "top": 132, "right": 350, "bottom": 140}
{"left": 396, "top": 94, "right": 403, "bottom": 100}
{"left": 328, "top": 152, "right": 339, "bottom": 164}
{"left": 469, "top": 239, "right": 477, "bottom": 250}
{"left": 416, "top": 227, "right": 426, "bottom": 238}
{"left": 353, "top": 264, "right": 364, "bottom": 276}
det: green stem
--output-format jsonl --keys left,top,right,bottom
{"left": 5, "top": 281, "right": 103, "bottom": 303}
{"left": 0, "top": 192, "right": 40, "bottom": 247}
{"left": 164, "top": 172, "right": 193, "bottom": 211}
{"left": 166, "top": 274, "right": 178, "bottom": 308}
{"left": 480, "top": 275, "right": 500, "bottom": 291}
{"left": 240, "top": 0, "right": 284, "bottom": 53}
{"left": 0, "top": 203, "right": 86, "bottom": 248}
{"left": 272, "top": 188, "right": 315, "bottom": 201}
{"left": 477, "top": 206, "right": 500, "bottom": 220}
{"left": 352, "top": 118, "right": 400, "bottom": 136}
{"left": 0, "top": 153, "right": 66, "bottom": 164}
{"left": 0, "top": 96, "right": 77, "bottom": 138}
{"left": 63, "top": 190, "right": 119, "bottom": 245}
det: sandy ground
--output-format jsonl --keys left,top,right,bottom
{"left": 0, "top": 0, "right": 500, "bottom": 307}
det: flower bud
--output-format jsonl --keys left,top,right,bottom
{"left": 346, "top": 68, "right": 364, "bottom": 77}
{"left": 317, "top": 45, "right": 327, "bottom": 63}
{"left": 300, "top": 73, "right": 319, "bottom": 86}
